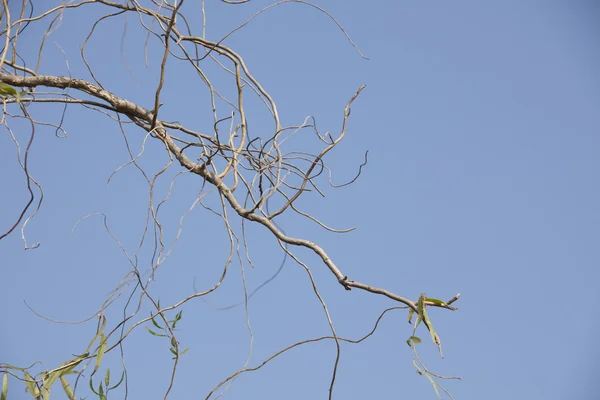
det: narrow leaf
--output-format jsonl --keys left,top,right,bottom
{"left": 1, "top": 363, "right": 36, "bottom": 371}
{"left": 151, "top": 316, "right": 163, "bottom": 330}
{"left": 24, "top": 371, "right": 40, "bottom": 398}
{"left": 433, "top": 332, "right": 444, "bottom": 357}
{"left": 146, "top": 327, "right": 167, "bottom": 337}
{"left": 407, "top": 308, "right": 415, "bottom": 325}
{"left": 421, "top": 306, "right": 442, "bottom": 356}
{"left": 94, "top": 334, "right": 107, "bottom": 373}
{"left": 104, "top": 368, "right": 110, "bottom": 387}
{"left": 0, "top": 83, "right": 18, "bottom": 96}
{"left": 1, "top": 372, "right": 8, "bottom": 400}
{"left": 415, "top": 294, "right": 426, "bottom": 329}
{"left": 88, "top": 377, "right": 99, "bottom": 395}
{"left": 108, "top": 371, "right": 125, "bottom": 390}
{"left": 179, "top": 348, "right": 190, "bottom": 356}
{"left": 84, "top": 315, "right": 106, "bottom": 354}
{"left": 57, "top": 353, "right": 88, "bottom": 377}
{"left": 43, "top": 370, "right": 62, "bottom": 390}
{"left": 425, "top": 297, "right": 449, "bottom": 307}
{"left": 424, "top": 373, "right": 441, "bottom": 399}
{"left": 60, "top": 376, "right": 75, "bottom": 400}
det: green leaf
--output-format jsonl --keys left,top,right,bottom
{"left": 0, "top": 82, "right": 18, "bottom": 96}
{"left": 85, "top": 315, "right": 106, "bottom": 354}
{"left": 42, "top": 352, "right": 89, "bottom": 390}
{"left": 172, "top": 311, "right": 184, "bottom": 330}
{"left": 146, "top": 327, "right": 167, "bottom": 337}
{"left": 170, "top": 336, "right": 177, "bottom": 348}
{"left": 424, "top": 373, "right": 441, "bottom": 399}
{"left": 425, "top": 297, "right": 449, "bottom": 307}
{"left": 150, "top": 315, "right": 163, "bottom": 330}
{"left": 406, "top": 336, "right": 422, "bottom": 347}
{"left": 433, "top": 332, "right": 443, "bottom": 357}
{"left": 43, "top": 370, "right": 62, "bottom": 390}
{"left": 415, "top": 294, "right": 426, "bottom": 329}
{"left": 60, "top": 376, "right": 75, "bottom": 400}
{"left": 422, "top": 306, "right": 433, "bottom": 334}
{"left": 88, "top": 377, "right": 98, "bottom": 395}
{"left": 104, "top": 368, "right": 110, "bottom": 387}
{"left": 179, "top": 348, "right": 190, "bottom": 356}
{"left": 407, "top": 308, "right": 415, "bottom": 325}
{"left": 24, "top": 371, "right": 40, "bottom": 399}
{"left": 94, "top": 334, "right": 107, "bottom": 373}
{"left": 98, "top": 382, "right": 104, "bottom": 397}
{"left": 169, "top": 348, "right": 178, "bottom": 357}
{"left": 1, "top": 372, "right": 8, "bottom": 400}
{"left": 108, "top": 371, "right": 125, "bottom": 390}
{"left": 0, "top": 362, "right": 36, "bottom": 371}
{"left": 41, "top": 386, "right": 50, "bottom": 400}
{"left": 420, "top": 306, "right": 443, "bottom": 356}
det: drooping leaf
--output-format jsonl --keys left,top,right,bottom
{"left": 407, "top": 308, "right": 415, "bottom": 325}
{"left": 415, "top": 294, "right": 426, "bottom": 329}
{"left": 150, "top": 315, "right": 163, "bottom": 330}
{"left": 60, "top": 376, "right": 75, "bottom": 400}
{"left": 98, "top": 381, "right": 106, "bottom": 400}
{"left": 422, "top": 307, "right": 434, "bottom": 336}
{"left": 108, "top": 371, "right": 125, "bottom": 390}
{"left": 40, "top": 386, "right": 50, "bottom": 400}
{"left": 104, "top": 368, "right": 110, "bottom": 387}
{"left": 43, "top": 370, "right": 62, "bottom": 390}
{"left": 89, "top": 377, "right": 98, "bottom": 395}
{"left": 85, "top": 315, "right": 106, "bottom": 354}
{"left": 406, "top": 336, "right": 422, "bottom": 347}
{"left": 146, "top": 327, "right": 167, "bottom": 337}
{"left": 420, "top": 307, "right": 443, "bottom": 356}
{"left": 424, "top": 373, "right": 441, "bottom": 399}
{"left": 433, "top": 332, "right": 444, "bottom": 358}
{"left": 1, "top": 372, "right": 8, "bottom": 400}
{"left": 97, "top": 315, "right": 106, "bottom": 335}
{"left": 24, "top": 371, "right": 40, "bottom": 399}
{"left": 94, "top": 334, "right": 107, "bottom": 373}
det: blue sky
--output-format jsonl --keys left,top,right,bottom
{"left": 2, "top": 1, "right": 599, "bottom": 399}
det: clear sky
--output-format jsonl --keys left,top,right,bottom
{"left": 1, "top": 1, "right": 599, "bottom": 399}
